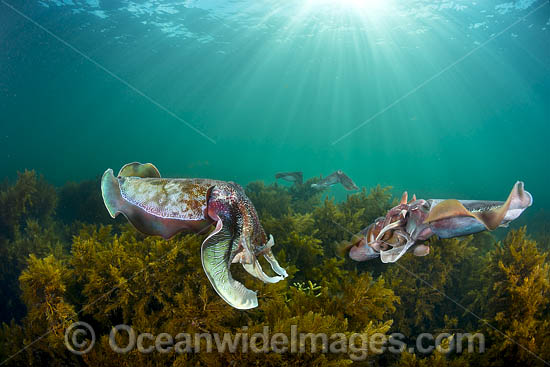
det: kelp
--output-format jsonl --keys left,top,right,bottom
{"left": 0, "top": 171, "right": 549, "bottom": 366}
{"left": 384, "top": 235, "right": 483, "bottom": 336}
{"left": 0, "top": 223, "right": 399, "bottom": 366}
{"left": 339, "top": 185, "right": 394, "bottom": 227}
{"left": 0, "top": 171, "right": 61, "bottom": 324}
{"left": 287, "top": 177, "right": 325, "bottom": 214}
{"left": 390, "top": 228, "right": 550, "bottom": 366}
{"left": 245, "top": 181, "right": 293, "bottom": 219}
{"left": 470, "top": 227, "right": 550, "bottom": 366}
{"left": 395, "top": 339, "right": 469, "bottom": 367}
{"left": 0, "top": 254, "right": 76, "bottom": 366}
{"left": 245, "top": 177, "right": 326, "bottom": 218}
{"left": 69, "top": 225, "right": 238, "bottom": 329}
{"left": 0, "top": 170, "right": 56, "bottom": 241}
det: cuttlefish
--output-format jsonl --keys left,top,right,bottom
{"left": 275, "top": 171, "right": 303, "bottom": 185}
{"left": 101, "top": 162, "right": 288, "bottom": 309}
{"left": 311, "top": 170, "right": 359, "bottom": 191}
{"left": 345, "top": 181, "right": 533, "bottom": 263}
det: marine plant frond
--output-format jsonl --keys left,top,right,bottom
{"left": 18, "top": 254, "right": 76, "bottom": 353}
{"left": 0, "top": 170, "right": 57, "bottom": 241}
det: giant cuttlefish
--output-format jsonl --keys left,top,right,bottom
{"left": 101, "top": 162, "right": 288, "bottom": 309}
{"left": 345, "top": 181, "right": 533, "bottom": 263}
{"left": 311, "top": 170, "right": 359, "bottom": 191}
{"left": 275, "top": 171, "right": 303, "bottom": 185}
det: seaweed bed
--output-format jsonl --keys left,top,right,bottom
{"left": 0, "top": 170, "right": 549, "bottom": 366}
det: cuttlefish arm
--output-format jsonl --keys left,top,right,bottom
{"left": 225, "top": 184, "right": 288, "bottom": 284}
{"left": 346, "top": 223, "right": 381, "bottom": 261}
{"left": 101, "top": 162, "right": 287, "bottom": 310}
{"left": 202, "top": 186, "right": 259, "bottom": 309}
{"left": 425, "top": 181, "right": 533, "bottom": 238}
{"left": 379, "top": 231, "right": 414, "bottom": 263}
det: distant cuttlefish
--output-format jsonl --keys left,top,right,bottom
{"left": 311, "top": 170, "right": 359, "bottom": 191}
{"left": 275, "top": 171, "right": 303, "bottom": 185}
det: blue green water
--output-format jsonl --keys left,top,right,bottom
{"left": 1, "top": 2, "right": 550, "bottom": 365}
{"left": 1, "top": 0, "right": 549, "bottom": 205}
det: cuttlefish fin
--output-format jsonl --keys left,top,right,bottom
{"left": 425, "top": 182, "right": 525, "bottom": 231}
{"left": 474, "top": 181, "right": 530, "bottom": 229}
{"left": 101, "top": 169, "right": 199, "bottom": 238}
{"left": 506, "top": 181, "right": 533, "bottom": 212}
{"left": 118, "top": 162, "right": 161, "bottom": 178}
{"left": 102, "top": 169, "right": 126, "bottom": 219}
{"left": 201, "top": 216, "right": 258, "bottom": 310}
{"left": 424, "top": 199, "right": 475, "bottom": 224}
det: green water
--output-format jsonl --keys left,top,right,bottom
{"left": 1, "top": 2, "right": 550, "bottom": 365}
{"left": 1, "top": 0, "right": 549, "bottom": 207}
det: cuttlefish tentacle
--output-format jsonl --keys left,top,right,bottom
{"left": 380, "top": 231, "right": 414, "bottom": 263}
{"left": 249, "top": 234, "right": 287, "bottom": 277}
{"left": 230, "top": 192, "right": 288, "bottom": 282}
{"left": 235, "top": 227, "right": 285, "bottom": 284}
{"left": 375, "top": 220, "right": 404, "bottom": 242}
{"left": 263, "top": 247, "right": 289, "bottom": 278}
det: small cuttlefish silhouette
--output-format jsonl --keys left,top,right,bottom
{"left": 275, "top": 171, "right": 303, "bottom": 185}
{"left": 311, "top": 170, "right": 359, "bottom": 191}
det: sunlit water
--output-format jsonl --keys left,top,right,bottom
{"left": 1, "top": 0, "right": 549, "bottom": 210}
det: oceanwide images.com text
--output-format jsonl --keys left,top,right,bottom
{"left": 65, "top": 322, "right": 485, "bottom": 360}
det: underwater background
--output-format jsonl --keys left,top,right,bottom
{"left": 1, "top": 0, "right": 550, "bottom": 366}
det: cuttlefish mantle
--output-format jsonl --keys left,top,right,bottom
{"left": 101, "top": 162, "right": 288, "bottom": 310}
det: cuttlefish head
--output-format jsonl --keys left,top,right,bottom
{"left": 374, "top": 191, "right": 412, "bottom": 244}
{"left": 349, "top": 192, "right": 431, "bottom": 263}
{"left": 202, "top": 182, "right": 288, "bottom": 309}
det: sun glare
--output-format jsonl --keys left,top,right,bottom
{"left": 338, "top": 0, "right": 385, "bottom": 9}
{"left": 310, "top": 0, "right": 389, "bottom": 11}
